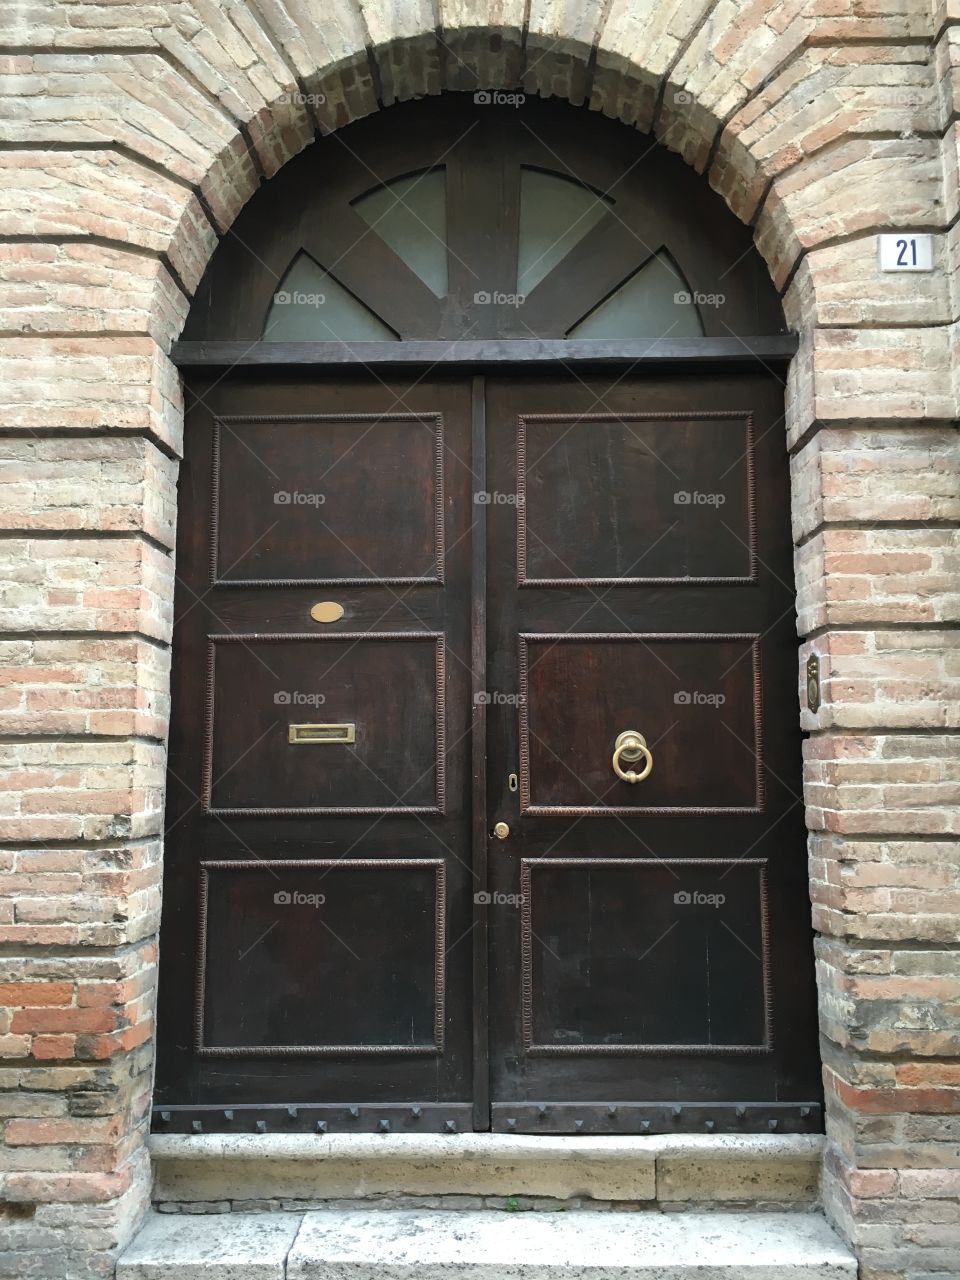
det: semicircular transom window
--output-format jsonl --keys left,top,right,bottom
{"left": 189, "top": 96, "right": 785, "bottom": 345}
{"left": 352, "top": 169, "right": 448, "bottom": 298}
{"left": 263, "top": 254, "right": 398, "bottom": 342}
{"left": 568, "top": 250, "right": 704, "bottom": 340}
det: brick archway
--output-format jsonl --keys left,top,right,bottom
{"left": 1, "top": 7, "right": 958, "bottom": 1278}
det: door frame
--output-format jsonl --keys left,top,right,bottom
{"left": 159, "top": 342, "right": 810, "bottom": 1137}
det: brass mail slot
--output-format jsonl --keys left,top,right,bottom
{"left": 288, "top": 723, "right": 356, "bottom": 745}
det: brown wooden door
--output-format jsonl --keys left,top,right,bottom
{"left": 155, "top": 373, "right": 477, "bottom": 1132}
{"left": 155, "top": 365, "right": 821, "bottom": 1135}
{"left": 483, "top": 371, "right": 821, "bottom": 1132}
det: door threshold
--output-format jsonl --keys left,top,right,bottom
{"left": 148, "top": 1131, "right": 824, "bottom": 1208}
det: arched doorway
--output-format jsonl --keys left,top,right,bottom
{"left": 155, "top": 94, "right": 820, "bottom": 1136}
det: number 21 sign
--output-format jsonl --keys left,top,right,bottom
{"left": 878, "top": 233, "right": 934, "bottom": 272}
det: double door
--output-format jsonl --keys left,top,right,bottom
{"left": 154, "top": 368, "right": 822, "bottom": 1134}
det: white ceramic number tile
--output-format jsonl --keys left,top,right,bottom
{"left": 878, "top": 233, "right": 934, "bottom": 271}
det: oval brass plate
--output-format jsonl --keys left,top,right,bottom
{"left": 310, "top": 601, "right": 344, "bottom": 624}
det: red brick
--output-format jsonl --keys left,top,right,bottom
{"left": 30, "top": 1034, "right": 76, "bottom": 1060}
{"left": 0, "top": 981, "right": 73, "bottom": 1007}
{"left": 11, "top": 1006, "right": 119, "bottom": 1035}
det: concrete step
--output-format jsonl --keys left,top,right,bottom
{"left": 148, "top": 1133, "right": 824, "bottom": 1206}
{"left": 118, "top": 1207, "right": 858, "bottom": 1280}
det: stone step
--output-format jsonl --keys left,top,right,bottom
{"left": 118, "top": 1211, "right": 301, "bottom": 1279}
{"left": 118, "top": 1208, "right": 858, "bottom": 1280}
{"left": 148, "top": 1132, "right": 824, "bottom": 1206}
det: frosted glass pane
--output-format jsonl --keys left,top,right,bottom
{"left": 567, "top": 251, "right": 704, "bottom": 339}
{"left": 263, "top": 254, "right": 398, "bottom": 342}
{"left": 353, "top": 170, "right": 448, "bottom": 297}
{"left": 517, "top": 169, "right": 613, "bottom": 295}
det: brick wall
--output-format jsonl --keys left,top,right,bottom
{"left": 0, "top": 2, "right": 958, "bottom": 1277}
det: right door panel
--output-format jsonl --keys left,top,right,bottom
{"left": 484, "top": 371, "right": 821, "bottom": 1133}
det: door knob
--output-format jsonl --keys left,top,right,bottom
{"left": 493, "top": 822, "right": 511, "bottom": 839}
{"left": 612, "top": 731, "right": 653, "bottom": 783}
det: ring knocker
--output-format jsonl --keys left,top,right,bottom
{"left": 612, "top": 730, "right": 653, "bottom": 783}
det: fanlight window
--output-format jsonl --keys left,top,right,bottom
{"left": 262, "top": 173, "right": 700, "bottom": 342}
{"left": 517, "top": 168, "right": 612, "bottom": 296}
{"left": 184, "top": 96, "right": 785, "bottom": 344}
{"left": 568, "top": 251, "right": 703, "bottom": 340}
{"left": 352, "top": 169, "right": 448, "bottom": 298}
{"left": 264, "top": 254, "right": 398, "bottom": 342}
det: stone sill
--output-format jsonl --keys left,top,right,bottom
{"left": 148, "top": 1132, "right": 824, "bottom": 1205}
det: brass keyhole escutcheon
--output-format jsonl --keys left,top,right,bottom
{"left": 311, "top": 601, "right": 344, "bottom": 624}
{"left": 493, "top": 822, "right": 511, "bottom": 840}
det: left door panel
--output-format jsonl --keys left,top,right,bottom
{"left": 154, "top": 373, "right": 475, "bottom": 1132}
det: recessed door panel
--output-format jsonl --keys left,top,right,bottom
{"left": 519, "top": 634, "right": 762, "bottom": 813}
{"left": 204, "top": 634, "right": 444, "bottom": 814}
{"left": 518, "top": 413, "right": 755, "bottom": 584}
{"left": 197, "top": 860, "right": 445, "bottom": 1055}
{"left": 213, "top": 413, "right": 444, "bottom": 585}
{"left": 521, "top": 859, "right": 770, "bottom": 1054}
